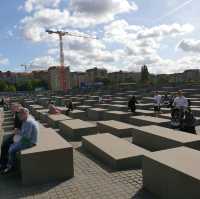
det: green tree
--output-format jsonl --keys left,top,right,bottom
{"left": 25, "top": 80, "right": 33, "bottom": 91}
{"left": 140, "top": 65, "right": 149, "bottom": 83}
{"left": 6, "top": 85, "right": 16, "bottom": 92}
{"left": 0, "top": 80, "right": 8, "bottom": 91}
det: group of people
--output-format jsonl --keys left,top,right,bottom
{"left": 154, "top": 90, "right": 196, "bottom": 134}
{"left": 48, "top": 100, "right": 74, "bottom": 115}
{"left": 128, "top": 90, "right": 196, "bottom": 134}
{"left": 0, "top": 103, "right": 39, "bottom": 174}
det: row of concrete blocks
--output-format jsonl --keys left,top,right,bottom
{"left": 81, "top": 131, "right": 200, "bottom": 199}
{"left": 32, "top": 105, "right": 171, "bottom": 128}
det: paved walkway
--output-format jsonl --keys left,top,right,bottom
{"left": 0, "top": 137, "right": 155, "bottom": 199}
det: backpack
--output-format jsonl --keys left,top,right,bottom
{"left": 183, "top": 110, "right": 196, "bottom": 127}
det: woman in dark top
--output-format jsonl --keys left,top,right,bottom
{"left": 128, "top": 96, "right": 138, "bottom": 113}
{"left": 65, "top": 100, "right": 73, "bottom": 115}
{"left": 14, "top": 111, "right": 22, "bottom": 130}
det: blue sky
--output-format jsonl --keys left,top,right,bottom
{"left": 0, "top": 0, "right": 200, "bottom": 74}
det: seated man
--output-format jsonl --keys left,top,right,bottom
{"left": 0, "top": 108, "right": 39, "bottom": 174}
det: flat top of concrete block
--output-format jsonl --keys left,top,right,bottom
{"left": 112, "top": 101, "right": 127, "bottom": 103}
{"left": 48, "top": 114, "right": 72, "bottom": 121}
{"left": 136, "top": 109, "right": 154, "bottom": 113}
{"left": 54, "top": 96, "right": 64, "bottom": 99}
{"left": 98, "top": 120, "right": 140, "bottom": 130}
{"left": 83, "top": 133, "right": 148, "bottom": 159}
{"left": 37, "top": 109, "right": 49, "bottom": 113}
{"left": 146, "top": 147, "right": 200, "bottom": 180}
{"left": 106, "top": 111, "right": 132, "bottom": 115}
{"left": 160, "top": 113, "right": 171, "bottom": 117}
{"left": 60, "top": 119, "right": 96, "bottom": 129}
{"left": 38, "top": 97, "right": 50, "bottom": 100}
{"left": 89, "top": 108, "right": 107, "bottom": 112}
{"left": 109, "top": 104, "right": 127, "bottom": 108}
{"left": 137, "top": 103, "right": 153, "bottom": 106}
{"left": 77, "top": 105, "right": 92, "bottom": 108}
{"left": 98, "top": 104, "right": 110, "bottom": 106}
{"left": 22, "top": 130, "right": 72, "bottom": 154}
{"left": 24, "top": 100, "right": 34, "bottom": 103}
{"left": 70, "top": 110, "right": 85, "bottom": 113}
{"left": 141, "top": 125, "right": 200, "bottom": 143}
{"left": 29, "top": 105, "right": 43, "bottom": 109}
{"left": 130, "top": 115, "right": 170, "bottom": 123}
{"left": 191, "top": 108, "right": 200, "bottom": 111}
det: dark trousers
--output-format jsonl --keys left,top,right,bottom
{"left": 0, "top": 134, "right": 14, "bottom": 167}
{"left": 129, "top": 105, "right": 136, "bottom": 113}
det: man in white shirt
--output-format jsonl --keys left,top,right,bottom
{"left": 153, "top": 91, "right": 162, "bottom": 116}
{"left": 172, "top": 90, "right": 188, "bottom": 126}
{"left": 173, "top": 90, "right": 188, "bottom": 110}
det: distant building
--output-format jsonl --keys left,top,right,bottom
{"left": 32, "top": 70, "right": 48, "bottom": 83}
{"left": 182, "top": 69, "right": 200, "bottom": 82}
{"left": 48, "top": 66, "right": 70, "bottom": 91}
{"left": 108, "top": 71, "right": 140, "bottom": 84}
{"left": 70, "top": 72, "right": 87, "bottom": 88}
{"left": 86, "top": 67, "right": 107, "bottom": 84}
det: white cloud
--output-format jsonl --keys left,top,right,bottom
{"left": 69, "top": 0, "right": 138, "bottom": 19}
{"left": 20, "top": 0, "right": 138, "bottom": 42}
{"left": 0, "top": 55, "right": 9, "bottom": 65}
{"left": 30, "top": 56, "right": 57, "bottom": 70}
{"left": 178, "top": 39, "right": 200, "bottom": 53}
{"left": 137, "top": 23, "right": 194, "bottom": 40}
{"left": 23, "top": 0, "right": 61, "bottom": 12}
{"left": 19, "top": 1, "right": 199, "bottom": 74}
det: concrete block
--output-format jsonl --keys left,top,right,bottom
{"left": 21, "top": 130, "right": 74, "bottom": 185}
{"left": 143, "top": 147, "right": 200, "bottom": 199}
{"left": 88, "top": 108, "right": 107, "bottom": 121}
{"left": 82, "top": 133, "right": 149, "bottom": 170}
{"left": 132, "top": 125, "right": 200, "bottom": 151}
{"left": 97, "top": 120, "right": 141, "bottom": 137}
{"left": 129, "top": 115, "right": 170, "bottom": 127}
{"left": 69, "top": 110, "right": 87, "bottom": 120}
{"left": 47, "top": 114, "right": 72, "bottom": 128}
{"left": 59, "top": 119, "right": 97, "bottom": 140}
{"left": 103, "top": 111, "right": 132, "bottom": 123}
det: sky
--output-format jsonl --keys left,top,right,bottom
{"left": 0, "top": 0, "right": 200, "bottom": 74}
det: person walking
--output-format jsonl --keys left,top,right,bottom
{"left": 153, "top": 91, "right": 162, "bottom": 117}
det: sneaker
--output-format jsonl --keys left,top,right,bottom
{"left": 0, "top": 164, "right": 5, "bottom": 171}
{"left": 2, "top": 166, "right": 13, "bottom": 174}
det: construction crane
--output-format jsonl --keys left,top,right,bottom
{"left": 20, "top": 64, "right": 42, "bottom": 72}
{"left": 20, "top": 64, "right": 29, "bottom": 72}
{"left": 46, "top": 29, "right": 97, "bottom": 91}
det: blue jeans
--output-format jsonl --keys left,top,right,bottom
{"left": 7, "top": 142, "right": 33, "bottom": 168}
{"left": 0, "top": 134, "right": 14, "bottom": 167}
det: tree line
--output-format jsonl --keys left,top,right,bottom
{"left": 0, "top": 79, "right": 48, "bottom": 92}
